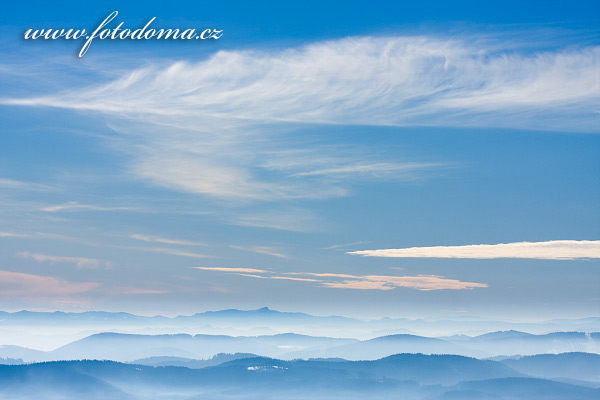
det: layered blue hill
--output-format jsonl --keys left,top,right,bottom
{"left": 500, "top": 352, "right": 600, "bottom": 383}
{"left": 1, "top": 355, "right": 598, "bottom": 400}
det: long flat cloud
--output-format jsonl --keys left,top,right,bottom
{"left": 230, "top": 245, "right": 289, "bottom": 259}
{"left": 4, "top": 35, "right": 597, "bottom": 202}
{"left": 131, "top": 233, "right": 206, "bottom": 246}
{"left": 135, "top": 247, "right": 209, "bottom": 259}
{"left": 0, "top": 232, "right": 29, "bottom": 238}
{"left": 287, "top": 272, "right": 486, "bottom": 290}
{"left": 347, "top": 240, "right": 600, "bottom": 260}
{"left": 17, "top": 251, "right": 112, "bottom": 269}
{"left": 319, "top": 275, "right": 486, "bottom": 291}
{"left": 41, "top": 201, "right": 131, "bottom": 212}
{"left": 194, "top": 267, "right": 486, "bottom": 291}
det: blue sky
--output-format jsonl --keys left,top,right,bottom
{"left": 0, "top": 0, "right": 598, "bottom": 319}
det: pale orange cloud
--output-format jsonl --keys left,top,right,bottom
{"left": 195, "top": 266, "right": 486, "bottom": 291}
{"left": 0, "top": 270, "right": 98, "bottom": 301}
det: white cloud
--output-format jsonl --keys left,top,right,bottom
{"left": 193, "top": 266, "right": 268, "bottom": 273}
{"left": 0, "top": 231, "right": 105, "bottom": 248}
{"left": 17, "top": 251, "right": 112, "bottom": 269}
{"left": 269, "top": 276, "right": 319, "bottom": 282}
{"left": 41, "top": 201, "right": 131, "bottom": 212}
{"left": 7, "top": 36, "right": 598, "bottom": 129}
{"left": 237, "top": 273, "right": 320, "bottom": 282}
{"left": 320, "top": 274, "right": 487, "bottom": 291}
{"left": 195, "top": 267, "right": 486, "bottom": 291}
{"left": 348, "top": 240, "right": 600, "bottom": 260}
{"left": 321, "top": 280, "right": 394, "bottom": 290}
{"left": 322, "top": 241, "right": 366, "bottom": 250}
{"left": 131, "top": 233, "right": 205, "bottom": 246}
{"left": 0, "top": 232, "right": 29, "bottom": 238}
{"left": 7, "top": 35, "right": 594, "bottom": 202}
{"left": 286, "top": 272, "right": 358, "bottom": 279}
{"left": 292, "top": 162, "right": 442, "bottom": 178}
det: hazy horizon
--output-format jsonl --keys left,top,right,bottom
{"left": 1, "top": 2, "right": 599, "bottom": 397}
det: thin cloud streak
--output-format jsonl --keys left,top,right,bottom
{"left": 232, "top": 209, "right": 321, "bottom": 232}
{"left": 348, "top": 240, "right": 600, "bottom": 260}
{"left": 292, "top": 162, "right": 442, "bottom": 177}
{"left": 286, "top": 272, "right": 358, "bottom": 279}
{"left": 322, "top": 280, "right": 393, "bottom": 290}
{"left": 17, "top": 251, "right": 112, "bottom": 269}
{"left": 114, "top": 287, "right": 169, "bottom": 295}
{"left": 195, "top": 267, "right": 486, "bottom": 291}
{"left": 131, "top": 233, "right": 206, "bottom": 246}
{"left": 237, "top": 274, "right": 319, "bottom": 282}
{"left": 0, "top": 232, "right": 29, "bottom": 238}
{"left": 41, "top": 201, "right": 131, "bottom": 213}
{"left": 139, "top": 247, "right": 209, "bottom": 259}
{"left": 321, "top": 274, "right": 487, "bottom": 291}
{"left": 193, "top": 266, "right": 268, "bottom": 273}
{"left": 322, "top": 241, "right": 367, "bottom": 250}
{"left": 230, "top": 245, "right": 289, "bottom": 259}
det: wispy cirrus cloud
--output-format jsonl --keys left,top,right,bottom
{"left": 7, "top": 36, "right": 598, "bottom": 129}
{"left": 0, "top": 178, "right": 51, "bottom": 191}
{"left": 291, "top": 162, "right": 442, "bottom": 178}
{"left": 7, "top": 35, "right": 594, "bottom": 202}
{"left": 17, "top": 251, "right": 112, "bottom": 269}
{"left": 131, "top": 233, "right": 206, "bottom": 246}
{"left": 41, "top": 201, "right": 131, "bottom": 212}
{"left": 348, "top": 240, "right": 600, "bottom": 260}
{"left": 287, "top": 272, "right": 358, "bottom": 278}
{"left": 194, "top": 267, "right": 486, "bottom": 291}
{"left": 0, "top": 231, "right": 106, "bottom": 248}
{"left": 322, "top": 241, "right": 366, "bottom": 250}
{"left": 0, "top": 232, "right": 29, "bottom": 238}
{"left": 318, "top": 274, "right": 487, "bottom": 291}
{"left": 135, "top": 247, "right": 209, "bottom": 259}
{"left": 237, "top": 273, "right": 320, "bottom": 282}
{"left": 230, "top": 245, "right": 289, "bottom": 259}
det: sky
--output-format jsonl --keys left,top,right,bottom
{"left": 0, "top": 0, "right": 599, "bottom": 320}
